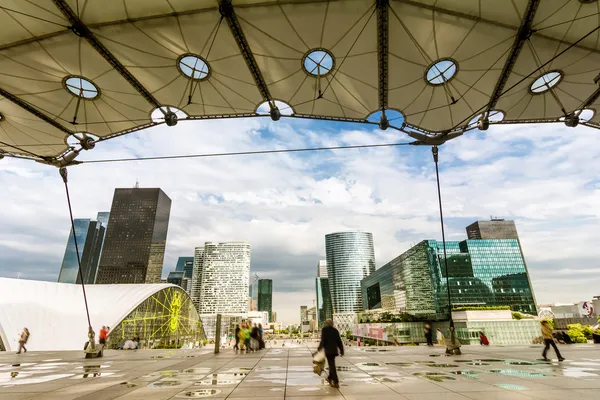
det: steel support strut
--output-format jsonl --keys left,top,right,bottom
{"left": 52, "top": 0, "right": 161, "bottom": 108}
{"left": 432, "top": 146, "right": 461, "bottom": 355}
{"left": 377, "top": 0, "right": 389, "bottom": 111}
{"left": 218, "top": 0, "right": 280, "bottom": 120}
{"left": 486, "top": 0, "right": 541, "bottom": 114}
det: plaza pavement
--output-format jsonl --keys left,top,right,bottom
{"left": 1, "top": 340, "right": 600, "bottom": 399}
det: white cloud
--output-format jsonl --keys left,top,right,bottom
{"left": 1, "top": 118, "right": 599, "bottom": 323}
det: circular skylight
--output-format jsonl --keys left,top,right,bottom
{"left": 177, "top": 54, "right": 210, "bottom": 81}
{"left": 151, "top": 106, "right": 187, "bottom": 123}
{"left": 530, "top": 71, "right": 562, "bottom": 94}
{"left": 367, "top": 109, "right": 405, "bottom": 126}
{"left": 426, "top": 59, "right": 458, "bottom": 85}
{"left": 468, "top": 110, "right": 505, "bottom": 128}
{"left": 63, "top": 76, "right": 99, "bottom": 99}
{"left": 559, "top": 108, "right": 595, "bottom": 123}
{"left": 303, "top": 49, "right": 334, "bottom": 77}
{"left": 256, "top": 100, "right": 294, "bottom": 116}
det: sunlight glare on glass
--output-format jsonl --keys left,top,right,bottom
{"left": 304, "top": 50, "right": 333, "bottom": 76}
{"left": 178, "top": 55, "right": 209, "bottom": 80}
{"left": 256, "top": 100, "right": 294, "bottom": 116}
{"left": 426, "top": 59, "right": 457, "bottom": 85}
{"left": 65, "top": 77, "right": 99, "bottom": 99}
{"left": 530, "top": 71, "right": 562, "bottom": 93}
{"left": 151, "top": 106, "right": 187, "bottom": 123}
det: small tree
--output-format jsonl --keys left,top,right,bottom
{"left": 581, "top": 325, "right": 594, "bottom": 340}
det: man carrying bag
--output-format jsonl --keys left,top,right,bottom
{"left": 317, "top": 319, "right": 344, "bottom": 388}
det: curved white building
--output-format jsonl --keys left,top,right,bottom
{"left": 0, "top": 278, "right": 203, "bottom": 352}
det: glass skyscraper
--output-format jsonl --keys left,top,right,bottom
{"left": 251, "top": 279, "right": 273, "bottom": 321}
{"left": 361, "top": 234, "right": 537, "bottom": 319}
{"left": 175, "top": 256, "right": 194, "bottom": 280}
{"left": 58, "top": 212, "right": 109, "bottom": 285}
{"left": 96, "top": 188, "right": 171, "bottom": 284}
{"left": 325, "top": 231, "right": 375, "bottom": 313}
{"left": 58, "top": 219, "right": 91, "bottom": 284}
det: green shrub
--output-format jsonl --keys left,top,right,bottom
{"left": 581, "top": 325, "right": 594, "bottom": 340}
{"left": 512, "top": 312, "right": 523, "bottom": 320}
{"left": 566, "top": 324, "right": 588, "bottom": 343}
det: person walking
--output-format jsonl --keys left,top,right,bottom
{"left": 99, "top": 326, "right": 108, "bottom": 345}
{"left": 436, "top": 328, "right": 444, "bottom": 345}
{"left": 541, "top": 321, "right": 565, "bottom": 361}
{"left": 424, "top": 324, "right": 433, "bottom": 346}
{"left": 16, "top": 328, "right": 30, "bottom": 354}
{"left": 318, "top": 319, "right": 344, "bottom": 388}
{"left": 234, "top": 325, "right": 241, "bottom": 352}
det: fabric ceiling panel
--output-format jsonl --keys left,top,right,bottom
{"left": 0, "top": 33, "right": 152, "bottom": 137}
{"left": 92, "top": 10, "right": 263, "bottom": 116}
{"left": 70, "top": 0, "right": 217, "bottom": 25}
{"left": 0, "top": 0, "right": 69, "bottom": 48}
{"left": 0, "top": 96, "right": 68, "bottom": 158}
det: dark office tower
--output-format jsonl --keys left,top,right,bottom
{"left": 251, "top": 279, "right": 273, "bottom": 321}
{"left": 466, "top": 219, "right": 519, "bottom": 240}
{"left": 316, "top": 260, "right": 333, "bottom": 328}
{"left": 96, "top": 188, "right": 171, "bottom": 284}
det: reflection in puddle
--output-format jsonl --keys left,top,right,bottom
{"left": 148, "top": 380, "right": 191, "bottom": 388}
{"left": 387, "top": 363, "right": 413, "bottom": 367}
{"left": 196, "top": 379, "right": 240, "bottom": 386}
{"left": 495, "top": 383, "right": 529, "bottom": 390}
{"left": 490, "top": 370, "right": 548, "bottom": 378}
{"left": 413, "top": 372, "right": 456, "bottom": 382}
{"left": 467, "top": 362, "right": 490, "bottom": 366}
{"left": 183, "top": 368, "right": 212, "bottom": 374}
{"left": 176, "top": 389, "right": 221, "bottom": 398}
{"left": 430, "top": 364, "right": 459, "bottom": 368}
{"left": 505, "top": 361, "right": 534, "bottom": 366}
{"left": 449, "top": 370, "right": 480, "bottom": 380}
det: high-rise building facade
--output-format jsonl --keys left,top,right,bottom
{"left": 315, "top": 260, "right": 333, "bottom": 328}
{"left": 251, "top": 279, "right": 273, "bottom": 321}
{"left": 300, "top": 305, "right": 308, "bottom": 323}
{"left": 58, "top": 214, "right": 108, "bottom": 285}
{"left": 361, "top": 237, "right": 537, "bottom": 318}
{"left": 466, "top": 219, "right": 519, "bottom": 240}
{"left": 191, "top": 247, "right": 205, "bottom": 311}
{"left": 96, "top": 188, "right": 171, "bottom": 284}
{"left": 176, "top": 257, "right": 194, "bottom": 280}
{"left": 196, "top": 242, "right": 251, "bottom": 314}
{"left": 325, "top": 232, "right": 375, "bottom": 313}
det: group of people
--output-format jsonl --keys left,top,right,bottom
{"left": 423, "top": 324, "right": 447, "bottom": 346}
{"left": 234, "top": 323, "right": 265, "bottom": 352}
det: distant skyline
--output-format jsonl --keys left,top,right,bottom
{"left": 1, "top": 116, "right": 600, "bottom": 325}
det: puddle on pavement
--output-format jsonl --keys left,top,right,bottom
{"left": 556, "top": 368, "right": 598, "bottom": 378}
{"left": 151, "top": 355, "right": 169, "bottom": 359}
{"left": 387, "top": 362, "right": 414, "bottom": 367}
{"left": 495, "top": 383, "right": 529, "bottom": 390}
{"left": 414, "top": 361, "right": 436, "bottom": 364}
{"left": 120, "top": 381, "right": 138, "bottom": 388}
{"left": 195, "top": 379, "right": 241, "bottom": 386}
{"left": 413, "top": 372, "right": 456, "bottom": 382}
{"left": 506, "top": 361, "right": 534, "bottom": 366}
{"left": 449, "top": 370, "right": 480, "bottom": 380}
{"left": 479, "top": 359, "right": 503, "bottom": 362}
{"left": 334, "top": 366, "right": 356, "bottom": 371}
{"left": 148, "top": 380, "right": 191, "bottom": 388}
{"left": 467, "top": 362, "right": 490, "bottom": 366}
{"left": 288, "top": 366, "right": 313, "bottom": 372}
{"left": 570, "top": 362, "right": 600, "bottom": 367}
{"left": 490, "top": 370, "right": 549, "bottom": 378}
{"left": 176, "top": 389, "right": 222, "bottom": 398}
{"left": 70, "top": 372, "right": 116, "bottom": 379}
{"left": 430, "top": 364, "right": 459, "bottom": 368}
{"left": 297, "top": 387, "right": 324, "bottom": 391}
{"left": 0, "top": 373, "right": 74, "bottom": 387}
{"left": 183, "top": 368, "right": 212, "bottom": 374}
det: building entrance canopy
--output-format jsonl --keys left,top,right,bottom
{"left": 0, "top": 0, "right": 599, "bottom": 165}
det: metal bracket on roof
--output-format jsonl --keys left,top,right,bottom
{"left": 407, "top": 131, "right": 463, "bottom": 146}
{"left": 218, "top": 0, "right": 276, "bottom": 118}
{"left": 52, "top": 0, "right": 161, "bottom": 109}
{"left": 36, "top": 148, "right": 82, "bottom": 167}
{"left": 376, "top": 0, "right": 389, "bottom": 112}
{"left": 486, "top": 0, "right": 541, "bottom": 111}
{"left": 566, "top": 73, "right": 600, "bottom": 127}
{"left": 0, "top": 87, "right": 73, "bottom": 135}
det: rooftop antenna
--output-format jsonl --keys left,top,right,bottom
{"left": 134, "top": 179, "right": 139, "bottom": 189}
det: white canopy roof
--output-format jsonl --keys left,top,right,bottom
{"left": 0, "top": 0, "right": 599, "bottom": 164}
{"left": 0, "top": 277, "right": 178, "bottom": 351}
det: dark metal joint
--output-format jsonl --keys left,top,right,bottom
{"left": 59, "top": 167, "right": 68, "bottom": 183}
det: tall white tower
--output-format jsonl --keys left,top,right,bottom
{"left": 195, "top": 242, "right": 251, "bottom": 314}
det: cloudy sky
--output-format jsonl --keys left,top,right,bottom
{"left": 1, "top": 116, "right": 599, "bottom": 325}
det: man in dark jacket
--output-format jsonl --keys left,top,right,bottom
{"left": 318, "top": 319, "right": 344, "bottom": 388}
